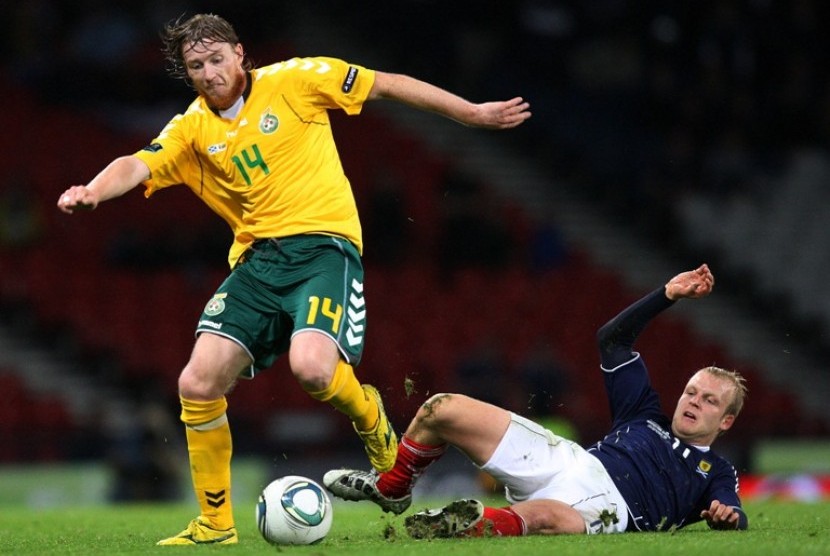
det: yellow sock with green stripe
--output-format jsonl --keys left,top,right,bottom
{"left": 180, "top": 396, "right": 234, "bottom": 530}
{"left": 306, "top": 360, "right": 379, "bottom": 431}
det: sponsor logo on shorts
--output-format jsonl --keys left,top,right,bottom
{"left": 198, "top": 320, "right": 222, "bottom": 330}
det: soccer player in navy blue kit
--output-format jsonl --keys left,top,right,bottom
{"left": 325, "top": 264, "right": 749, "bottom": 536}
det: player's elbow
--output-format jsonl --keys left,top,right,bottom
{"left": 596, "top": 322, "right": 613, "bottom": 352}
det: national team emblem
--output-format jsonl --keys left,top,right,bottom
{"left": 204, "top": 293, "right": 227, "bottom": 316}
{"left": 259, "top": 111, "right": 279, "bottom": 134}
{"left": 696, "top": 459, "right": 712, "bottom": 478}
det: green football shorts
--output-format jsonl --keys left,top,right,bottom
{"left": 196, "top": 235, "right": 366, "bottom": 377}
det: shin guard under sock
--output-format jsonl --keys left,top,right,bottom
{"left": 376, "top": 436, "right": 447, "bottom": 498}
{"left": 180, "top": 396, "right": 234, "bottom": 530}
{"left": 470, "top": 506, "right": 527, "bottom": 537}
{"left": 306, "top": 360, "right": 377, "bottom": 431}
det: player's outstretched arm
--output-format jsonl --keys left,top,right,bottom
{"left": 369, "top": 71, "right": 531, "bottom": 129}
{"left": 57, "top": 155, "right": 150, "bottom": 214}
{"left": 664, "top": 263, "right": 714, "bottom": 301}
{"left": 597, "top": 264, "right": 714, "bottom": 367}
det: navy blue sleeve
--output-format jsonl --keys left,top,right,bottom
{"left": 737, "top": 508, "right": 749, "bottom": 530}
{"left": 731, "top": 508, "right": 749, "bottom": 530}
{"left": 601, "top": 353, "right": 664, "bottom": 426}
{"left": 597, "top": 287, "right": 676, "bottom": 369}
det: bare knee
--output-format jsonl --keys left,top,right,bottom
{"left": 179, "top": 362, "right": 233, "bottom": 400}
{"left": 179, "top": 332, "right": 251, "bottom": 400}
{"left": 410, "top": 393, "right": 475, "bottom": 438}
{"left": 289, "top": 332, "right": 339, "bottom": 391}
{"left": 413, "top": 393, "right": 457, "bottom": 428}
{"left": 407, "top": 393, "right": 509, "bottom": 464}
{"left": 289, "top": 351, "right": 334, "bottom": 391}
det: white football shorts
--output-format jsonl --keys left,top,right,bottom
{"left": 480, "top": 412, "right": 629, "bottom": 534}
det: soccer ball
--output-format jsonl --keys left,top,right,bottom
{"left": 256, "top": 475, "right": 333, "bottom": 545}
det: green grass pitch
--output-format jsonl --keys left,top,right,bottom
{"left": 1, "top": 499, "right": 829, "bottom": 555}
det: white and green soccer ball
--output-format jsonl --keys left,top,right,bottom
{"left": 256, "top": 475, "right": 333, "bottom": 545}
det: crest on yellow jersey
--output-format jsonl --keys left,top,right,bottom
{"left": 259, "top": 110, "right": 279, "bottom": 134}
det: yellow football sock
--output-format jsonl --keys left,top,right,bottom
{"left": 306, "top": 360, "right": 379, "bottom": 431}
{"left": 180, "top": 396, "right": 234, "bottom": 530}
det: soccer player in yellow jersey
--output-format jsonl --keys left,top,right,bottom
{"left": 57, "top": 13, "right": 531, "bottom": 545}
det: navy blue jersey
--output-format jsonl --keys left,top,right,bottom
{"left": 587, "top": 288, "right": 746, "bottom": 531}
{"left": 588, "top": 354, "right": 743, "bottom": 531}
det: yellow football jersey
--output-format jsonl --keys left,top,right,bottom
{"left": 133, "top": 56, "right": 376, "bottom": 267}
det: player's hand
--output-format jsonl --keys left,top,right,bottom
{"left": 700, "top": 499, "right": 741, "bottom": 530}
{"left": 57, "top": 185, "right": 99, "bottom": 214}
{"left": 471, "top": 97, "right": 531, "bottom": 129}
{"left": 665, "top": 263, "right": 714, "bottom": 301}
